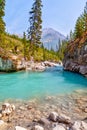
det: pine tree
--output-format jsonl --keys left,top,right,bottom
{"left": 0, "top": 0, "right": 5, "bottom": 34}
{"left": 83, "top": 2, "right": 87, "bottom": 32}
{"left": 74, "top": 2, "right": 87, "bottom": 39}
{"left": 28, "top": 0, "right": 43, "bottom": 56}
{"left": 74, "top": 15, "right": 84, "bottom": 38}
{"left": 0, "top": 0, "right": 5, "bottom": 47}
{"left": 69, "top": 30, "right": 74, "bottom": 41}
{"left": 23, "top": 32, "right": 27, "bottom": 60}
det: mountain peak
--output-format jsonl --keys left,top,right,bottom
{"left": 42, "top": 28, "right": 66, "bottom": 51}
{"left": 42, "top": 28, "right": 65, "bottom": 37}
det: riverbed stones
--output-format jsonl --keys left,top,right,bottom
{"left": 15, "top": 126, "right": 27, "bottom": 130}
{"left": 32, "top": 125, "right": 44, "bottom": 130}
{"left": 72, "top": 121, "right": 87, "bottom": 130}
{"left": 49, "top": 112, "right": 58, "bottom": 121}
{"left": 0, "top": 93, "right": 87, "bottom": 130}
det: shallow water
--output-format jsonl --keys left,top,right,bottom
{"left": 0, "top": 67, "right": 87, "bottom": 101}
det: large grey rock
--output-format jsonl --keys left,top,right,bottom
{"left": 72, "top": 121, "right": 87, "bottom": 130}
{"left": 49, "top": 112, "right": 58, "bottom": 121}
{"left": 58, "top": 114, "right": 71, "bottom": 124}
{"left": 52, "top": 125, "right": 66, "bottom": 130}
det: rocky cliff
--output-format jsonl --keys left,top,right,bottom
{"left": 0, "top": 58, "right": 15, "bottom": 72}
{"left": 63, "top": 32, "right": 87, "bottom": 77}
{"left": 0, "top": 48, "right": 25, "bottom": 72}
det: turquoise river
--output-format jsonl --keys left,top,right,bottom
{"left": 0, "top": 67, "right": 87, "bottom": 101}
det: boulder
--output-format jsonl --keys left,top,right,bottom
{"left": 72, "top": 121, "right": 87, "bottom": 130}
{"left": 15, "top": 126, "right": 27, "bottom": 130}
{"left": 49, "top": 112, "right": 58, "bottom": 122}
{"left": 58, "top": 114, "right": 71, "bottom": 124}
{"left": 32, "top": 125, "right": 44, "bottom": 130}
{"left": 2, "top": 103, "right": 15, "bottom": 116}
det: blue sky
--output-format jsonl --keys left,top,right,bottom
{"left": 4, "top": 0, "right": 87, "bottom": 36}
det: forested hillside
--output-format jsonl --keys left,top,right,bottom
{"left": 0, "top": 0, "right": 61, "bottom": 66}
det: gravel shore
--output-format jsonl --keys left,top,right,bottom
{"left": 0, "top": 89, "right": 87, "bottom": 130}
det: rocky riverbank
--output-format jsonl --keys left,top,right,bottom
{"left": 63, "top": 60, "right": 87, "bottom": 77}
{"left": 0, "top": 90, "right": 87, "bottom": 130}
{"left": 63, "top": 32, "right": 87, "bottom": 77}
{"left": 25, "top": 61, "right": 62, "bottom": 72}
{"left": 0, "top": 49, "right": 62, "bottom": 72}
